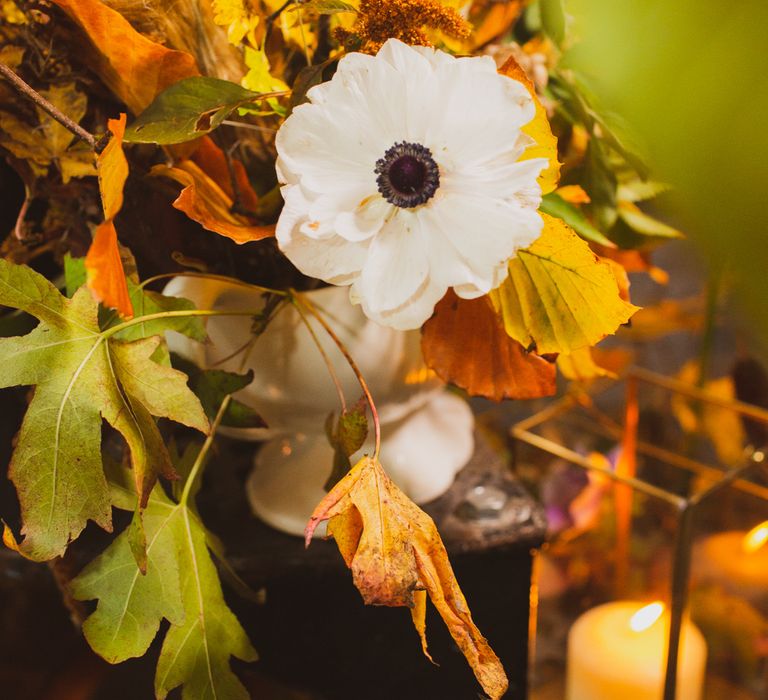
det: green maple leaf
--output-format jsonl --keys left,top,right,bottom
{"left": 0, "top": 259, "right": 209, "bottom": 561}
{"left": 71, "top": 465, "right": 257, "bottom": 698}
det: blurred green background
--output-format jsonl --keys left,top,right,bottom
{"left": 566, "top": 0, "right": 768, "bottom": 344}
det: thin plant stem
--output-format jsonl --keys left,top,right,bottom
{"left": 293, "top": 291, "right": 381, "bottom": 460}
{"left": 0, "top": 62, "right": 98, "bottom": 150}
{"left": 221, "top": 120, "right": 278, "bottom": 134}
{"left": 291, "top": 296, "right": 347, "bottom": 412}
{"left": 180, "top": 394, "right": 231, "bottom": 506}
{"left": 136, "top": 271, "right": 289, "bottom": 297}
{"left": 102, "top": 308, "right": 267, "bottom": 339}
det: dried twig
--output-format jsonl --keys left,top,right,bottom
{"left": 0, "top": 61, "right": 98, "bottom": 150}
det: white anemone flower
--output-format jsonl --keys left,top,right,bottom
{"left": 275, "top": 38, "right": 548, "bottom": 330}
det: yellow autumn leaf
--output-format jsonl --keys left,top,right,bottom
{"left": 211, "top": 0, "right": 259, "bottom": 46}
{"left": 0, "top": 82, "right": 97, "bottom": 181}
{"left": 490, "top": 213, "right": 639, "bottom": 355}
{"left": 498, "top": 55, "right": 560, "bottom": 195}
{"left": 85, "top": 114, "right": 133, "bottom": 318}
{"left": 557, "top": 346, "right": 633, "bottom": 382}
{"left": 242, "top": 46, "right": 290, "bottom": 96}
{"left": 36, "top": 84, "right": 87, "bottom": 155}
{"left": 306, "top": 455, "right": 508, "bottom": 700}
{"left": 671, "top": 362, "right": 746, "bottom": 467}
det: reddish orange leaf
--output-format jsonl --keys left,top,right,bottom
{"left": 499, "top": 55, "right": 560, "bottom": 194}
{"left": 51, "top": 0, "right": 198, "bottom": 114}
{"left": 85, "top": 222, "right": 133, "bottom": 318}
{"left": 152, "top": 161, "right": 275, "bottom": 244}
{"left": 85, "top": 114, "right": 132, "bottom": 318}
{"left": 191, "top": 137, "right": 260, "bottom": 213}
{"left": 422, "top": 291, "right": 556, "bottom": 401}
{"left": 306, "top": 456, "right": 508, "bottom": 700}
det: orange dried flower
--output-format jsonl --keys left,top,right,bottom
{"left": 335, "top": 0, "right": 471, "bottom": 53}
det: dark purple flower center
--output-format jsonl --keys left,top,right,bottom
{"left": 375, "top": 141, "right": 440, "bottom": 208}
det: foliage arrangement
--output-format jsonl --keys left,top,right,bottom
{"left": 0, "top": 0, "right": 682, "bottom": 697}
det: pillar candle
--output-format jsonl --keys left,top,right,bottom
{"left": 566, "top": 601, "right": 706, "bottom": 700}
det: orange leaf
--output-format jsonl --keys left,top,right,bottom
{"left": 191, "top": 137, "right": 260, "bottom": 213}
{"left": 152, "top": 161, "right": 275, "bottom": 244}
{"left": 556, "top": 184, "right": 591, "bottom": 204}
{"left": 98, "top": 114, "right": 128, "bottom": 220}
{"left": 86, "top": 113, "right": 132, "bottom": 318}
{"left": 85, "top": 221, "right": 133, "bottom": 318}
{"left": 51, "top": 0, "right": 198, "bottom": 114}
{"left": 594, "top": 245, "right": 669, "bottom": 285}
{"left": 306, "top": 456, "right": 508, "bottom": 700}
{"left": 422, "top": 291, "right": 556, "bottom": 401}
{"left": 499, "top": 55, "right": 560, "bottom": 194}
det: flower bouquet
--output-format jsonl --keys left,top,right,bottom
{"left": 0, "top": 0, "right": 678, "bottom": 697}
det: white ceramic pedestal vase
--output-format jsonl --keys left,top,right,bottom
{"left": 164, "top": 279, "right": 474, "bottom": 536}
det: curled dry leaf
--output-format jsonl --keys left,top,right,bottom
{"left": 499, "top": 54, "right": 560, "bottom": 195}
{"left": 191, "top": 136, "right": 260, "bottom": 212}
{"left": 85, "top": 114, "right": 133, "bottom": 318}
{"left": 422, "top": 290, "right": 556, "bottom": 401}
{"left": 305, "top": 455, "right": 508, "bottom": 700}
{"left": 152, "top": 160, "right": 275, "bottom": 244}
{"left": 51, "top": 0, "right": 199, "bottom": 114}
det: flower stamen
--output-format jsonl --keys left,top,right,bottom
{"left": 375, "top": 141, "right": 440, "bottom": 208}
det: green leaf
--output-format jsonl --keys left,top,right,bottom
{"left": 70, "top": 483, "right": 185, "bottom": 661}
{"left": 324, "top": 399, "right": 367, "bottom": 490}
{"left": 618, "top": 202, "right": 684, "bottom": 239}
{"left": 490, "top": 213, "right": 638, "bottom": 355}
{"left": 114, "top": 281, "right": 208, "bottom": 344}
{"left": 617, "top": 177, "right": 670, "bottom": 203}
{"left": 71, "top": 470, "right": 257, "bottom": 697}
{"left": 288, "top": 0, "right": 356, "bottom": 14}
{"left": 540, "top": 192, "right": 615, "bottom": 247}
{"left": 64, "top": 253, "right": 86, "bottom": 297}
{"left": 584, "top": 139, "right": 619, "bottom": 231}
{"left": 123, "top": 77, "right": 260, "bottom": 145}
{"left": 289, "top": 62, "right": 327, "bottom": 112}
{"left": 0, "top": 259, "right": 209, "bottom": 560}
{"left": 172, "top": 356, "right": 266, "bottom": 429}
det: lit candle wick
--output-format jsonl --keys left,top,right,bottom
{"left": 742, "top": 521, "right": 768, "bottom": 554}
{"left": 629, "top": 602, "right": 664, "bottom": 632}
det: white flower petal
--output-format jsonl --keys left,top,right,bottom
{"left": 280, "top": 231, "right": 367, "bottom": 285}
{"left": 334, "top": 196, "right": 392, "bottom": 242}
{"left": 353, "top": 211, "right": 429, "bottom": 315}
{"left": 422, "top": 193, "right": 543, "bottom": 294}
{"left": 442, "top": 155, "right": 548, "bottom": 202}
{"left": 357, "top": 277, "right": 446, "bottom": 330}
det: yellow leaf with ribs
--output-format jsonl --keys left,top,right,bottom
{"left": 305, "top": 455, "right": 508, "bottom": 700}
{"left": 490, "top": 213, "right": 639, "bottom": 355}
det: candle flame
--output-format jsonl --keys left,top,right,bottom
{"left": 629, "top": 602, "right": 664, "bottom": 632}
{"left": 743, "top": 521, "right": 768, "bottom": 554}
